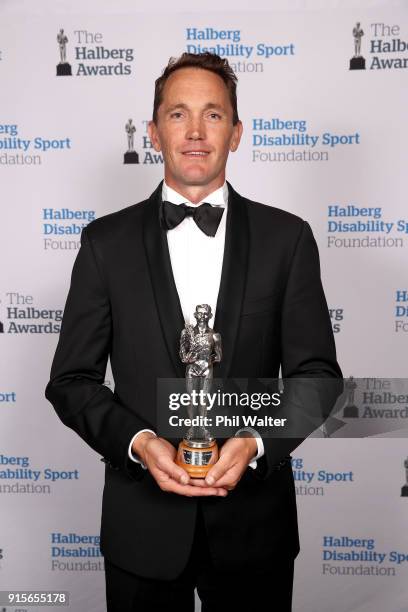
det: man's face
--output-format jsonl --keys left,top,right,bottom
{"left": 148, "top": 67, "right": 242, "bottom": 193}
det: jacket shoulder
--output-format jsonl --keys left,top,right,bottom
{"left": 82, "top": 198, "right": 150, "bottom": 243}
{"left": 241, "top": 195, "right": 306, "bottom": 234}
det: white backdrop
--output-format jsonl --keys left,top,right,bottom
{"left": 1, "top": 0, "right": 407, "bottom": 610}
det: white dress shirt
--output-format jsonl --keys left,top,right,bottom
{"left": 128, "top": 180, "right": 264, "bottom": 470}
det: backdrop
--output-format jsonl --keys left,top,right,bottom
{"left": 1, "top": 0, "right": 407, "bottom": 610}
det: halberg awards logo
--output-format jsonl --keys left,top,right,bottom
{"left": 340, "top": 378, "right": 408, "bottom": 429}
{"left": 349, "top": 22, "right": 365, "bottom": 70}
{"left": 122, "top": 119, "right": 163, "bottom": 165}
{"left": 348, "top": 20, "right": 408, "bottom": 71}
{"left": 0, "top": 292, "right": 62, "bottom": 334}
{"left": 55, "top": 27, "right": 134, "bottom": 77}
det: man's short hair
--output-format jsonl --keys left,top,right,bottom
{"left": 153, "top": 52, "right": 239, "bottom": 125}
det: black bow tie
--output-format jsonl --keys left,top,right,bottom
{"left": 160, "top": 200, "right": 224, "bottom": 237}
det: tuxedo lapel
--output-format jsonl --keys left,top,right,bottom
{"left": 142, "top": 181, "right": 185, "bottom": 377}
{"left": 214, "top": 182, "right": 249, "bottom": 379}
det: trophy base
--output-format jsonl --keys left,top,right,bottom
{"left": 176, "top": 439, "right": 218, "bottom": 478}
{"left": 343, "top": 405, "right": 358, "bottom": 418}
{"left": 56, "top": 63, "right": 72, "bottom": 76}
{"left": 124, "top": 151, "right": 139, "bottom": 164}
{"left": 401, "top": 485, "right": 408, "bottom": 497}
{"left": 349, "top": 56, "right": 365, "bottom": 70}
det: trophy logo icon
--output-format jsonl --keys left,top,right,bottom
{"left": 349, "top": 22, "right": 366, "bottom": 70}
{"left": 343, "top": 376, "right": 358, "bottom": 418}
{"left": 401, "top": 457, "right": 408, "bottom": 497}
{"left": 123, "top": 119, "right": 139, "bottom": 164}
{"left": 56, "top": 28, "right": 72, "bottom": 76}
{"left": 176, "top": 304, "right": 221, "bottom": 478}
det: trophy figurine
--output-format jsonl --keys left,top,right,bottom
{"left": 56, "top": 28, "right": 72, "bottom": 76}
{"left": 343, "top": 376, "right": 358, "bottom": 418}
{"left": 349, "top": 22, "right": 366, "bottom": 70}
{"left": 123, "top": 118, "right": 139, "bottom": 164}
{"left": 176, "top": 304, "right": 221, "bottom": 478}
{"left": 401, "top": 457, "right": 408, "bottom": 497}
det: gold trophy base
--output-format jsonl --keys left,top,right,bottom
{"left": 176, "top": 439, "right": 218, "bottom": 478}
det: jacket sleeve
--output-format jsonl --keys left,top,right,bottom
{"left": 252, "top": 221, "right": 343, "bottom": 480}
{"left": 45, "top": 226, "right": 149, "bottom": 480}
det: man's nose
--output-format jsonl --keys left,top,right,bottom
{"left": 186, "top": 117, "right": 205, "bottom": 140}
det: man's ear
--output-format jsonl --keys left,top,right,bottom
{"left": 230, "top": 120, "right": 243, "bottom": 152}
{"left": 147, "top": 120, "right": 162, "bottom": 152}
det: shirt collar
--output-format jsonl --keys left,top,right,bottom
{"left": 162, "top": 180, "right": 228, "bottom": 209}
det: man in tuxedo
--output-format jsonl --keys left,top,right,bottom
{"left": 46, "top": 52, "right": 342, "bottom": 611}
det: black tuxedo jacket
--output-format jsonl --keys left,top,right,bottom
{"left": 45, "top": 181, "right": 342, "bottom": 580}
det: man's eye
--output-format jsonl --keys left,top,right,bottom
{"left": 170, "top": 112, "right": 183, "bottom": 119}
{"left": 209, "top": 113, "right": 221, "bottom": 119}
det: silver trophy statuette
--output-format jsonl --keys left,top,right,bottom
{"left": 401, "top": 457, "right": 408, "bottom": 497}
{"left": 57, "top": 28, "right": 68, "bottom": 64}
{"left": 123, "top": 118, "right": 139, "bottom": 164}
{"left": 343, "top": 376, "right": 358, "bottom": 418}
{"left": 353, "top": 22, "right": 364, "bottom": 57}
{"left": 349, "top": 22, "right": 366, "bottom": 70}
{"left": 176, "top": 304, "right": 221, "bottom": 477}
{"left": 125, "top": 118, "right": 136, "bottom": 153}
{"left": 56, "top": 28, "right": 72, "bottom": 76}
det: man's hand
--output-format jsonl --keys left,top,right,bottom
{"left": 132, "top": 432, "right": 228, "bottom": 498}
{"left": 191, "top": 436, "right": 258, "bottom": 491}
